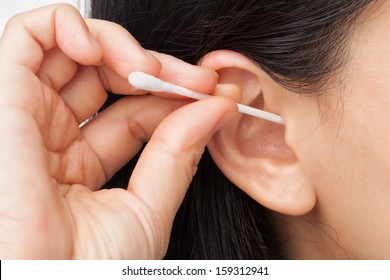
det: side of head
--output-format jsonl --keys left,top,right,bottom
{"left": 93, "top": 0, "right": 390, "bottom": 259}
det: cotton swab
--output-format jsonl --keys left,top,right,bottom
{"left": 128, "top": 72, "right": 284, "bottom": 125}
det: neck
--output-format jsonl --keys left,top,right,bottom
{"left": 273, "top": 211, "right": 351, "bottom": 259}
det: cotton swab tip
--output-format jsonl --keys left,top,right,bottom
{"left": 129, "top": 71, "right": 210, "bottom": 100}
{"left": 128, "top": 71, "right": 167, "bottom": 92}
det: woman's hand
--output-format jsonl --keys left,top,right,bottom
{"left": 0, "top": 4, "right": 237, "bottom": 259}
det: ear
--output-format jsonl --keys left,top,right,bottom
{"left": 201, "top": 50, "right": 316, "bottom": 216}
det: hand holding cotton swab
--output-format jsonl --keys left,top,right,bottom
{"left": 128, "top": 72, "right": 284, "bottom": 125}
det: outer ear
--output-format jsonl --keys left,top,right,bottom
{"left": 202, "top": 50, "right": 316, "bottom": 216}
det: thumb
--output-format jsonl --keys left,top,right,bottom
{"left": 128, "top": 96, "right": 237, "bottom": 253}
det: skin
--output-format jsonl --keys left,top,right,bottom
{"left": 270, "top": 0, "right": 390, "bottom": 259}
{"left": 201, "top": 0, "right": 390, "bottom": 259}
{"left": 1, "top": 1, "right": 389, "bottom": 260}
{"left": 0, "top": 4, "right": 237, "bottom": 259}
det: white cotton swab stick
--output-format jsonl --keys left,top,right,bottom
{"left": 128, "top": 72, "right": 284, "bottom": 125}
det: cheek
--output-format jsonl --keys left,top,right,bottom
{"left": 285, "top": 90, "right": 375, "bottom": 191}
{"left": 287, "top": 83, "right": 390, "bottom": 257}
{"left": 282, "top": 87, "right": 369, "bottom": 199}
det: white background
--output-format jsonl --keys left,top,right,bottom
{"left": 0, "top": 0, "right": 84, "bottom": 36}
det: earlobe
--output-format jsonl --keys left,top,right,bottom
{"left": 202, "top": 50, "right": 317, "bottom": 216}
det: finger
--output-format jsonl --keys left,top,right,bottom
{"left": 212, "top": 83, "right": 242, "bottom": 103}
{"left": 0, "top": 4, "right": 102, "bottom": 73}
{"left": 36, "top": 47, "right": 78, "bottom": 91}
{"left": 126, "top": 52, "right": 220, "bottom": 100}
{"left": 80, "top": 95, "right": 188, "bottom": 188}
{"left": 86, "top": 19, "right": 162, "bottom": 80}
{"left": 128, "top": 97, "right": 238, "bottom": 245}
{"left": 150, "top": 51, "right": 219, "bottom": 94}
{"left": 85, "top": 20, "right": 217, "bottom": 94}
{"left": 59, "top": 66, "right": 108, "bottom": 123}
{"left": 60, "top": 53, "right": 219, "bottom": 123}
{"left": 60, "top": 51, "right": 219, "bottom": 101}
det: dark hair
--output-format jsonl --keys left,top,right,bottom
{"left": 91, "top": 0, "right": 373, "bottom": 259}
